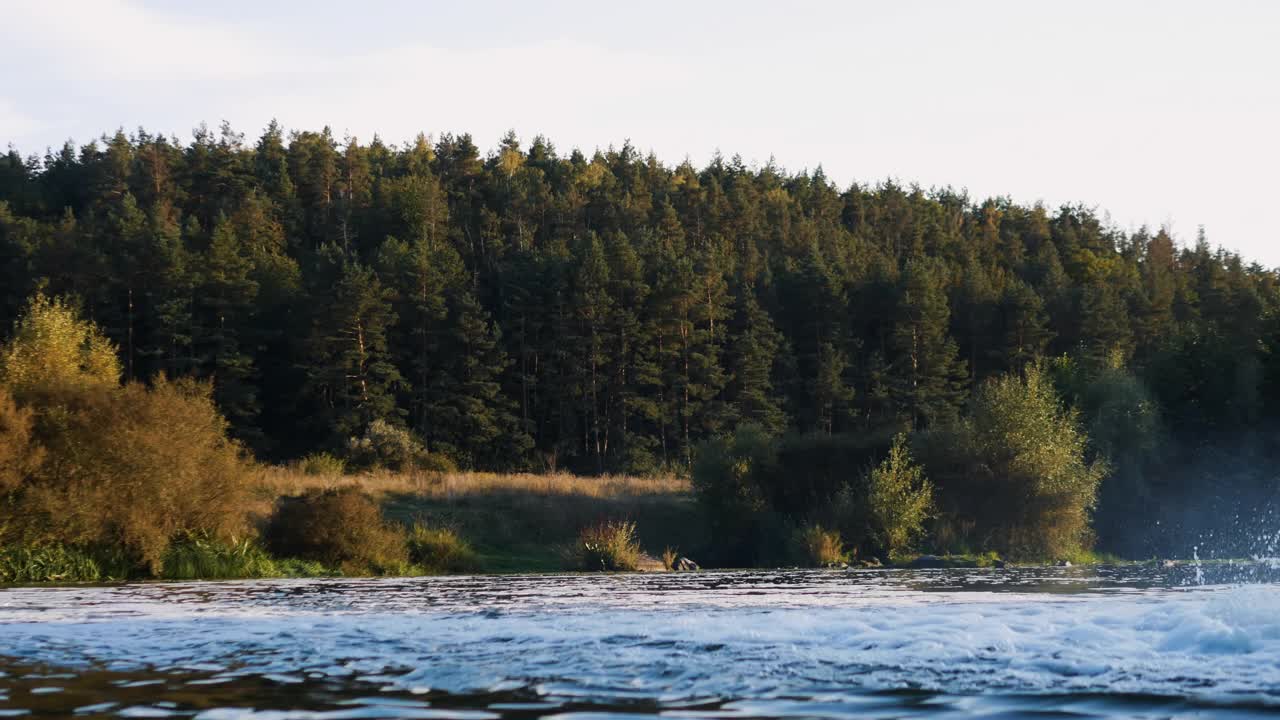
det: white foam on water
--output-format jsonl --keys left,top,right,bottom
{"left": 1, "top": 572, "right": 1278, "bottom": 706}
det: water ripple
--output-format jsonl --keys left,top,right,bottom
{"left": 1, "top": 567, "right": 1279, "bottom": 718}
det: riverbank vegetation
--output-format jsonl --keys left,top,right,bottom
{"left": 3, "top": 124, "right": 1279, "bottom": 577}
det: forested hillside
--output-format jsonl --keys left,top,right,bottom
{"left": 2, "top": 124, "right": 1278, "bottom": 554}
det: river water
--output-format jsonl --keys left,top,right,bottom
{"left": 2, "top": 566, "right": 1279, "bottom": 718}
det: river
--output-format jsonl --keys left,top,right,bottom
{"left": 2, "top": 565, "right": 1278, "bottom": 718}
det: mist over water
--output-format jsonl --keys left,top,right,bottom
{"left": 3, "top": 567, "right": 1280, "bottom": 719}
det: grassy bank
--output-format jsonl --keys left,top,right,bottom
{"left": 0, "top": 468, "right": 700, "bottom": 583}
{"left": 256, "top": 468, "right": 702, "bottom": 574}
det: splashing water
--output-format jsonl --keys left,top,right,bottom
{"left": 3, "top": 567, "right": 1280, "bottom": 719}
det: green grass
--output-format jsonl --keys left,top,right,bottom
{"left": 160, "top": 536, "right": 280, "bottom": 580}
{"left": 0, "top": 544, "right": 129, "bottom": 583}
{"left": 271, "top": 557, "right": 340, "bottom": 577}
{"left": 471, "top": 543, "right": 564, "bottom": 573}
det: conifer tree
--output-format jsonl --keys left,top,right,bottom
{"left": 425, "top": 286, "right": 531, "bottom": 468}
{"left": 197, "top": 216, "right": 261, "bottom": 440}
{"left": 725, "top": 285, "right": 787, "bottom": 435}
{"left": 568, "top": 234, "right": 613, "bottom": 470}
{"left": 890, "top": 257, "right": 966, "bottom": 428}
{"left": 304, "top": 253, "right": 402, "bottom": 441}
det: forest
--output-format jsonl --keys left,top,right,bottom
{"left": 2, "top": 123, "right": 1279, "bottom": 560}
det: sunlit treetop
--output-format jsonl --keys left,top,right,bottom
{"left": 0, "top": 293, "right": 121, "bottom": 397}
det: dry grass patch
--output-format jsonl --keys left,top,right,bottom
{"left": 254, "top": 467, "right": 689, "bottom": 501}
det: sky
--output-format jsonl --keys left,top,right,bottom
{"left": 2, "top": 0, "right": 1278, "bottom": 264}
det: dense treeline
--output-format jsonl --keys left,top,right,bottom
{"left": 3, "top": 123, "right": 1280, "bottom": 556}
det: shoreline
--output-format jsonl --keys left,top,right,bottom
{"left": 2, "top": 555, "right": 1258, "bottom": 588}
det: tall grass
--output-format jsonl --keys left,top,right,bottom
{"left": 254, "top": 467, "right": 689, "bottom": 500}
{"left": 0, "top": 544, "right": 131, "bottom": 583}
{"left": 296, "top": 452, "right": 347, "bottom": 477}
{"left": 794, "top": 525, "right": 848, "bottom": 567}
{"left": 573, "top": 519, "right": 642, "bottom": 571}
{"left": 662, "top": 546, "right": 679, "bottom": 571}
{"left": 160, "top": 536, "right": 279, "bottom": 580}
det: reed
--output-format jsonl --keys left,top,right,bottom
{"left": 573, "top": 519, "right": 643, "bottom": 571}
{"left": 0, "top": 544, "right": 128, "bottom": 583}
{"left": 160, "top": 535, "right": 279, "bottom": 580}
{"left": 794, "top": 525, "right": 848, "bottom": 567}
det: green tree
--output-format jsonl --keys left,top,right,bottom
{"left": 919, "top": 362, "right": 1106, "bottom": 559}
{"left": 304, "top": 256, "right": 402, "bottom": 441}
{"left": 196, "top": 216, "right": 261, "bottom": 439}
{"left": 425, "top": 287, "right": 531, "bottom": 468}
{"left": 724, "top": 286, "right": 787, "bottom": 434}
{"left": 0, "top": 293, "right": 120, "bottom": 397}
{"left": 890, "top": 257, "right": 966, "bottom": 428}
{"left": 864, "top": 433, "right": 933, "bottom": 558}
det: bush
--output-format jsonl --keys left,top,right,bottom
{"left": 694, "top": 424, "right": 898, "bottom": 566}
{"left": 297, "top": 452, "right": 347, "bottom": 476}
{"left": 415, "top": 451, "right": 458, "bottom": 474}
{"left": 573, "top": 519, "right": 641, "bottom": 571}
{"left": 0, "top": 296, "right": 255, "bottom": 576}
{"left": 865, "top": 434, "right": 933, "bottom": 559}
{"left": 769, "top": 431, "right": 892, "bottom": 515}
{"left": 0, "top": 292, "right": 120, "bottom": 398}
{"left": 793, "top": 525, "right": 847, "bottom": 567}
{"left": 406, "top": 524, "right": 479, "bottom": 573}
{"left": 0, "top": 388, "right": 42, "bottom": 494}
{"left": 5, "top": 377, "right": 254, "bottom": 574}
{"left": 161, "top": 535, "right": 278, "bottom": 580}
{"left": 691, "top": 423, "right": 777, "bottom": 565}
{"left": 264, "top": 487, "right": 409, "bottom": 574}
{"left": 347, "top": 419, "right": 454, "bottom": 473}
{"left": 918, "top": 362, "right": 1107, "bottom": 560}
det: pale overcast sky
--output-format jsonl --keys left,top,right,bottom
{"left": 2, "top": 1, "right": 1278, "bottom": 264}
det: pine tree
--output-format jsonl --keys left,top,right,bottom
{"left": 197, "top": 215, "right": 261, "bottom": 441}
{"left": 1077, "top": 283, "right": 1134, "bottom": 368}
{"left": 426, "top": 286, "right": 531, "bottom": 468}
{"left": 602, "top": 231, "right": 659, "bottom": 472}
{"left": 568, "top": 234, "right": 613, "bottom": 471}
{"left": 724, "top": 285, "right": 787, "bottom": 434}
{"left": 780, "top": 243, "right": 854, "bottom": 434}
{"left": 994, "top": 278, "right": 1052, "bottom": 372}
{"left": 889, "top": 257, "right": 966, "bottom": 428}
{"left": 304, "top": 254, "right": 403, "bottom": 441}
{"left": 376, "top": 235, "right": 452, "bottom": 437}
